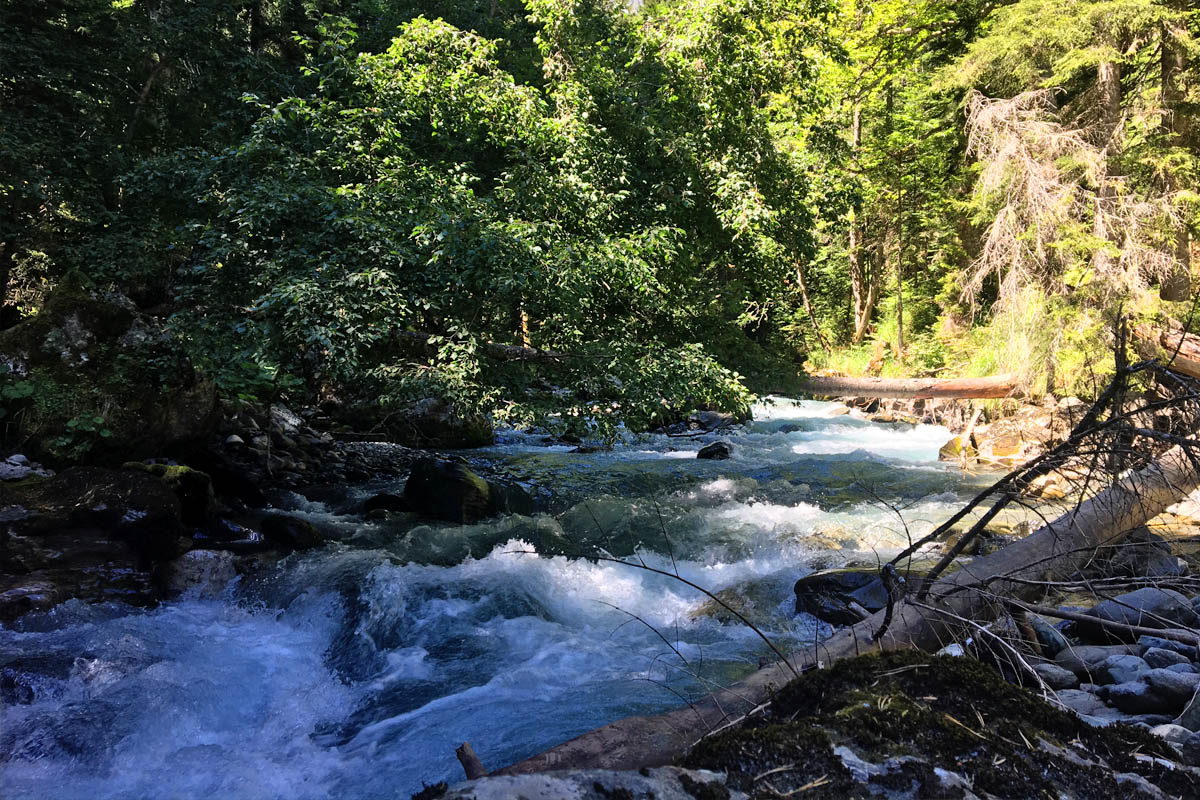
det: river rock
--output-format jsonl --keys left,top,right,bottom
{"left": 1102, "top": 681, "right": 1177, "bottom": 715}
{"left": 1138, "top": 635, "right": 1198, "bottom": 659}
{"left": 1033, "top": 662, "right": 1079, "bottom": 690}
{"left": 1095, "top": 654, "right": 1151, "bottom": 685}
{"left": 1054, "top": 644, "right": 1145, "bottom": 680}
{"left": 1075, "top": 588, "right": 1200, "bottom": 643}
{"left": 1053, "top": 689, "right": 1118, "bottom": 718}
{"left": 1178, "top": 689, "right": 1200, "bottom": 731}
{"left": 403, "top": 457, "right": 491, "bottom": 524}
{"left": 259, "top": 514, "right": 323, "bottom": 550}
{"left": 1145, "top": 668, "right": 1200, "bottom": 706}
{"left": 122, "top": 462, "right": 214, "bottom": 525}
{"left": 348, "top": 397, "right": 493, "bottom": 449}
{"left": 363, "top": 492, "right": 408, "bottom": 514}
{"left": 1169, "top": 663, "right": 1200, "bottom": 674}
{"left": 1144, "top": 647, "right": 1191, "bottom": 669}
{"left": 1091, "top": 527, "right": 1185, "bottom": 579}
{"left": 689, "top": 410, "right": 736, "bottom": 431}
{"left": 1031, "top": 616, "right": 1070, "bottom": 657}
{"left": 697, "top": 441, "right": 732, "bottom": 460}
{"left": 1150, "top": 723, "right": 1193, "bottom": 748}
{"left": 794, "top": 569, "right": 888, "bottom": 625}
{"left": 435, "top": 767, "right": 744, "bottom": 800}
{"left": 157, "top": 549, "right": 237, "bottom": 598}
{"left": 0, "top": 454, "right": 51, "bottom": 481}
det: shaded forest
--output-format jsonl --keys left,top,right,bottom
{"left": 4, "top": 0, "right": 1199, "bottom": 449}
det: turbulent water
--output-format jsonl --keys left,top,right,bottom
{"left": 0, "top": 399, "right": 989, "bottom": 799}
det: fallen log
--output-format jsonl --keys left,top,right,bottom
{"left": 498, "top": 443, "right": 1200, "bottom": 775}
{"left": 798, "top": 373, "right": 1018, "bottom": 399}
{"left": 1132, "top": 324, "right": 1200, "bottom": 380}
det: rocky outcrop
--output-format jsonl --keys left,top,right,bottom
{"left": 0, "top": 272, "right": 216, "bottom": 463}
{"left": 403, "top": 458, "right": 493, "bottom": 524}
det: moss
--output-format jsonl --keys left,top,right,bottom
{"left": 681, "top": 652, "right": 1194, "bottom": 799}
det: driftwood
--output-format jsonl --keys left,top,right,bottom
{"left": 798, "top": 373, "right": 1018, "bottom": 399}
{"left": 1132, "top": 324, "right": 1200, "bottom": 380}
{"left": 456, "top": 741, "right": 487, "bottom": 780}
{"left": 498, "top": 443, "right": 1200, "bottom": 775}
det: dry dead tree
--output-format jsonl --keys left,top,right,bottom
{"left": 497, "top": 359, "right": 1200, "bottom": 776}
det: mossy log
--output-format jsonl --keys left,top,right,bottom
{"left": 798, "top": 373, "right": 1018, "bottom": 399}
{"left": 497, "top": 444, "right": 1200, "bottom": 775}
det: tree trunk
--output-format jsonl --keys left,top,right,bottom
{"left": 798, "top": 373, "right": 1017, "bottom": 400}
{"left": 849, "top": 102, "right": 873, "bottom": 344}
{"left": 795, "top": 262, "right": 830, "bottom": 354}
{"left": 1160, "top": 20, "right": 1191, "bottom": 301}
{"left": 497, "top": 444, "right": 1200, "bottom": 775}
{"left": 1092, "top": 60, "right": 1122, "bottom": 278}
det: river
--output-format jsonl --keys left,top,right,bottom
{"left": 0, "top": 398, "right": 984, "bottom": 798}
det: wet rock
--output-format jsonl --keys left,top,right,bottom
{"left": 937, "top": 434, "right": 976, "bottom": 462}
{"left": 436, "top": 767, "right": 744, "bottom": 800}
{"left": 1138, "top": 635, "right": 1198, "bottom": 659}
{"left": 1146, "top": 669, "right": 1200, "bottom": 706}
{"left": 1076, "top": 588, "right": 1200, "bottom": 643}
{"left": 1096, "top": 654, "right": 1151, "bottom": 685}
{"left": 259, "top": 514, "right": 323, "bottom": 550}
{"left": 122, "top": 462, "right": 214, "bottom": 525}
{"left": 156, "top": 550, "right": 237, "bottom": 598}
{"left": 1102, "top": 681, "right": 1177, "bottom": 715}
{"left": 1033, "top": 663, "right": 1079, "bottom": 690}
{"left": 348, "top": 397, "right": 493, "bottom": 449}
{"left": 697, "top": 441, "right": 733, "bottom": 460}
{"left": 1054, "top": 644, "right": 1145, "bottom": 681}
{"left": 689, "top": 410, "right": 736, "bottom": 431}
{"left": 1144, "top": 647, "right": 1191, "bottom": 669}
{"left": 1182, "top": 732, "right": 1200, "bottom": 766}
{"left": 363, "top": 493, "right": 409, "bottom": 514}
{"left": 794, "top": 569, "right": 888, "bottom": 626}
{"left": 1178, "top": 689, "right": 1200, "bottom": 731}
{"left": 1150, "top": 723, "right": 1193, "bottom": 748}
{"left": 1031, "top": 616, "right": 1070, "bottom": 657}
{"left": 0, "top": 454, "right": 52, "bottom": 481}
{"left": 403, "top": 458, "right": 491, "bottom": 524}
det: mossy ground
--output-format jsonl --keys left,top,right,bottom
{"left": 682, "top": 650, "right": 1197, "bottom": 799}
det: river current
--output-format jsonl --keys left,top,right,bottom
{"left": 0, "top": 398, "right": 984, "bottom": 798}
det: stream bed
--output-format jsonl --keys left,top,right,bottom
{"left": 0, "top": 398, "right": 993, "bottom": 799}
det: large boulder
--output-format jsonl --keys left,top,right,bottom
{"left": 0, "top": 467, "right": 188, "bottom": 621}
{"left": 1075, "top": 588, "right": 1200, "bottom": 643}
{"left": 794, "top": 569, "right": 889, "bottom": 626}
{"left": 0, "top": 273, "right": 216, "bottom": 463}
{"left": 344, "top": 397, "right": 493, "bottom": 449}
{"left": 404, "top": 458, "right": 492, "bottom": 524}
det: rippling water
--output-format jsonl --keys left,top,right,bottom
{"left": 0, "top": 398, "right": 987, "bottom": 799}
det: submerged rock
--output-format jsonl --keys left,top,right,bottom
{"left": 793, "top": 569, "right": 888, "bottom": 626}
{"left": 697, "top": 441, "right": 733, "bottom": 460}
{"left": 404, "top": 458, "right": 492, "bottom": 524}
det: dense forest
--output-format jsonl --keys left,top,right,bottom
{"left": 4, "top": 0, "right": 1199, "bottom": 450}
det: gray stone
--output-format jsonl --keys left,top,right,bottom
{"left": 1182, "top": 732, "right": 1200, "bottom": 767}
{"left": 1080, "top": 588, "right": 1200, "bottom": 643}
{"left": 158, "top": 550, "right": 237, "bottom": 598}
{"left": 224, "top": 434, "right": 245, "bottom": 446}
{"left": 1030, "top": 615, "right": 1069, "bottom": 657}
{"left": 1167, "top": 663, "right": 1200, "bottom": 674}
{"left": 697, "top": 441, "right": 733, "bottom": 460}
{"left": 1177, "top": 688, "right": 1200, "bottom": 731}
{"left": 1095, "top": 654, "right": 1151, "bottom": 686}
{"left": 438, "top": 767, "right": 745, "bottom": 800}
{"left": 1054, "top": 689, "right": 1118, "bottom": 717}
{"left": 1054, "top": 644, "right": 1144, "bottom": 680}
{"left": 1145, "top": 668, "right": 1200, "bottom": 706}
{"left": 1139, "top": 635, "right": 1198, "bottom": 659}
{"left": 1034, "top": 662, "right": 1079, "bottom": 690}
{"left": 0, "top": 455, "right": 51, "bottom": 481}
{"left": 1104, "top": 682, "right": 1177, "bottom": 715}
{"left": 1149, "top": 723, "right": 1193, "bottom": 747}
{"left": 1144, "top": 647, "right": 1190, "bottom": 669}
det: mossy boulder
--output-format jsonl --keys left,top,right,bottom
{"left": 0, "top": 272, "right": 216, "bottom": 463}
{"left": 259, "top": 513, "right": 324, "bottom": 550}
{"left": 683, "top": 651, "right": 1197, "bottom": 798}
{"left": 122, "top": 462, "right": 214, "bottom": 525}
{"left": 403, "top": 457, "right": 492, "bottom": 523}
{"left": 0, "top": 467, "right": 189, "bottom": 620}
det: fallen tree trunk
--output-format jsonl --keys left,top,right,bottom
{"left": 798, "top": 373, "right": 1018, "bottom": 399}
{"left": 1131, "top": 324, "right": 1200, "bottom": 380}
{"left": 498, "top": 443, "right": 1200, "bottom": 775}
